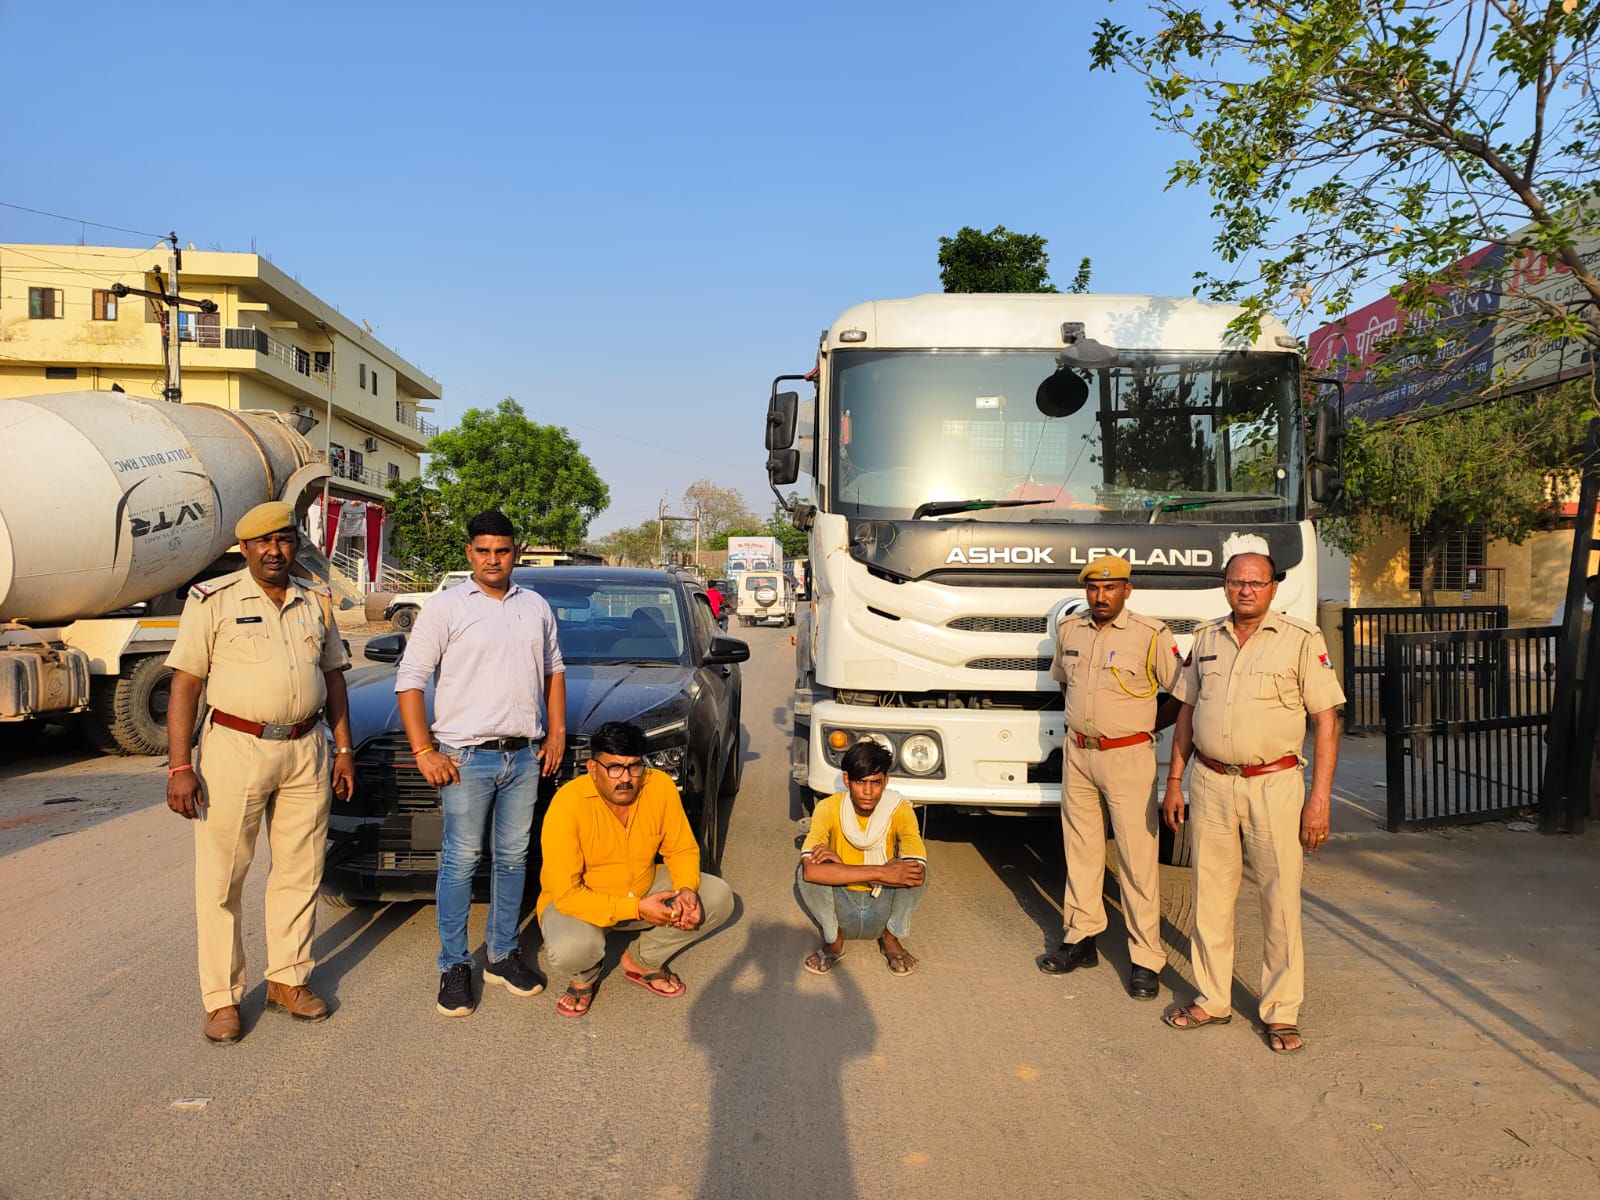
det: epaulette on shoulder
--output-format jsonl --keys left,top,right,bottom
{"left": 1273, "top": 612, "right": 1320, "bottom": 635}
{"left": 187, "top": 575, "right": 239, "bottom": 602}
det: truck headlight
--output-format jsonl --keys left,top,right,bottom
{"left": 899, "top": 734, "right": 941, "bottom": 776}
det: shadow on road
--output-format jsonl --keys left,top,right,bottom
{"left": 690, "top": 919, "right": 871, "bottom": 1200}
{"left": 309, "top": 900, "right": 421, "bottom": 1002}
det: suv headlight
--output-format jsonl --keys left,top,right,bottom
{"left": 645, "top": 744, "right": 688, "bottom": 782}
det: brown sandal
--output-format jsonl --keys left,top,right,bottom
{"left": 1162, "top": 1003, "right": 1232, "bottom": 1030}
{"left": 556, "top": 983, "right": 595, "bottom": 1017}
{"left": 804, "top": 948, "right": 845, "bottom": 975}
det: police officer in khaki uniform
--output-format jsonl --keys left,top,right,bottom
{"left": 165, "top": 501, "right": 355, "bottom": 1045}
{"left": 1039, "top": 555, "right": 1181, "bottom": 1000}
{"left": 1161, "top": 551, "right": 1343, "bottom": 1054}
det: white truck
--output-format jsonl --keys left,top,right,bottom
{"left": 726, "top": 535, "right": 782, "bottom": 577}
{"left": 382, "top": 570, "right": 471, "bottom": 631}
{"left": 0, "top": 391, "right": 332, "bottom": 754}
{"left": 765, "top": 293, "right": 1339, "bottom": 853}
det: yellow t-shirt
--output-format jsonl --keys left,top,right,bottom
{"left": 801, "top": 792, "right": 927, "bottom": 891}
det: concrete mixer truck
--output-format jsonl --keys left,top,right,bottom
{"left": 0, "top": 391, "right": 332, "bottom": 754}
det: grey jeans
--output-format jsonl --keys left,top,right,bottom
{"left": 796, "top": 862, "right": 927, "bottom": 943}
{"left": 539, "top": 865, "right": 734, "bottom": 985}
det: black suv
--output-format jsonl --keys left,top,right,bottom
{"left": 322, "top": 566, "right": 749, "bottom": 902}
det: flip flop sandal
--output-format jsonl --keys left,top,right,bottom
{"left": 1267, "top": 1025, "right": 1305, "bottom": 1054}
{"left": 882, "top": 951, "right": 918, "bottom": 977}
{"left": 803, "top": 949, "right": 845, "bottom": 975}
{"left": 556, "top": 983, "right": 595, "bottom": 1018}
{"left": 623, "top": 966, "right": 686, "bottom": 998}
{"left": 1162, "top": 1004, "right": 1232, "bottom": 1031}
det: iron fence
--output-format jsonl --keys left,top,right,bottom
{"left": 1382, "top": 626, "right": 1557, "bottom": 829}
{"left": 1342, "top": 605, "right": 1507, "bottom": 733}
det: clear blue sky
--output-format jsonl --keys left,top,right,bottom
{"left": 1, "top": 0, "right": 1243, "bottom": 536}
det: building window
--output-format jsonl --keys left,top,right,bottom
{"left": 1408, "top": 526, "right": 1488, "bottom": 593}
{"left": 387, "top": 462, "right": 400, "bottom": 483}
{"left": 371, "top": 368, "right": 379, "bottom": 396}
{"left": 348, "top": 449, "right": 365, "bottom": 479}
{"left": 313, "top": 350, "right": 330, "bottom": 377}
{"left": 45, "top": 366, "right": 78, "bottom": 380}
{"left": 358, "top": 363, "right": 367, "bottom": 389}
{"left": 92, "top": 290, "right": 118, "bottom": 321}
{"left": 176, "top": 311, "right": 221, "bottom": 347}
{"left": 329, "top": 443, "right": 346, "bottom": 477}
{"left": 29, "top": 288, "right": 62, "bottom": 319}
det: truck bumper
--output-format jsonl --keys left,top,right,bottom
{"left": 805, "top": 699, "right": 1071, "bottom": 809}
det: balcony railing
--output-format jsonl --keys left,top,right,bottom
{"left": 395, "top": 403, "right": 439, "bottom": 441}
{"left": 224, "top": 326, "right": 333, "bottom": 387}
{"left": 313, "top": 451, "right": 389, "bottom": 490}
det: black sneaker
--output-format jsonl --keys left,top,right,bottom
{"left": 484, "top": 948, "right": 546, "bottom": 997}
{"left": 436, "top": 963, "right": 475, "bottom": 1017}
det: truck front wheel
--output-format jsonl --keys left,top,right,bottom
{"left": 86, "top": 656, "right": 186, "bottom": 756}
{"left": 390, "top": 606, "right": 419, "bottom": 632}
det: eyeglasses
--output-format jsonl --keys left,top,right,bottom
{"left": 593, "top": 760, "right": 647, "bottom": 779}
{"left": 1223, "top": 579, "right": 1274, "bottom": 592}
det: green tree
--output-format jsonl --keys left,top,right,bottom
{"left": 1320, "top": 381, "right": 1589, "bottom": 603}
{"left": 386, "top": 475, "right": 467, "bottom": 577}
{"left": 939, "top": 226, "right": 1078, "bottom": 293}
{"left": 1089, "top": 1, "right": 1600, "bottom": 364}
{"left": 423, "top": 398, "right": 609, "bottom": 556}
{"left": 593, "top": 519, "right": 678, "bottom": 567}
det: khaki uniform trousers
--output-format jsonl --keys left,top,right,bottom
{"left": 1060, "top": 741, "right": 1164, "bottom": 972}
{"left": 193, "top": 723, "right": 331, "bottom": 1010}
{"left": 1189, "top": 764, "right": 1306, "bottom": 1026}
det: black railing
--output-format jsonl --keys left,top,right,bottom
{"left": 1382, "top": 626, "right": 1557, "bottom": 830}
{"left": 1342, "top": 605, "right": 1508, "bottom": 733}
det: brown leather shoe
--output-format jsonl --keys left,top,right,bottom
{"left": 203, "top": 1005, "right": 242, "bottom": 1044}
{"left": 265, "top": 981, "right": 331, "bottom": 1022}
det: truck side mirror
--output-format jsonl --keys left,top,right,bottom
{"left": 1307, "top": 385, "right": 1346, "bottom": 509}
{"left": 767, "top": 391, "right": 798, "bottom": 451}
{"left": 768, "top": 448, "right": 800, "bottom": 487}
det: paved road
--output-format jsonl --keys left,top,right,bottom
{"left": 3, "top": 625, "right": 1600, "bottom": 1199}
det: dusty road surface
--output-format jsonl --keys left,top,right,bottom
{"left": 3, "top": 626, "right": 1599, "bottom": 1199}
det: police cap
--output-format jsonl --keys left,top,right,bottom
{"left": 235, "top": 501, "right": 297, "bottom": 542}
{"left": 1078, "top": 554, "right": 1132, "bottom": 584}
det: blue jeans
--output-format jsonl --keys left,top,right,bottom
{"left": 436, "top": 743, "right": 541, "bottom": 970}
{"left": 796, "top": 863, "right": 927, "bottom": 943}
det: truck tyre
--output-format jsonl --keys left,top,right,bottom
{"left": 391, "top": 605, "right": 419, "bottom": 632}
{"left": 86, "top": 656, "right": 182, "bottom": 756}
{"left": 1159, "top": 808, "right": 1194, "bottom": 868}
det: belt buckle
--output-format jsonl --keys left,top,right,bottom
{"left": 259, "top": 722, "right": 293, "bottom": 741}
{"left": 1223, "top": 763, "right": 1242, "bottom": 776}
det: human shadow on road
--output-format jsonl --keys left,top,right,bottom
{"left": 689, "top": 919, "right": 872, "bottom": 1200}
{"left": 307, "top": 900, "right": 420, "bottom": 1002}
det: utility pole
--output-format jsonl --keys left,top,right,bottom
{"left": 658, "top": 501, "right": 702, "bottom": 571}
{"left": 110, "top": 232, "right": 215, "bottom": 404}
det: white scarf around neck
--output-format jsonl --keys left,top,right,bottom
{"left": 837, "top": 788, "right": 905, "bottom": 897}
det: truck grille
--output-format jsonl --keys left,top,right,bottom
{"left": 1161, "top": 618, "right": 1199, "bottom": 635}
{"left": 966, "top": 656, "right": 1052, "bottom": 671}
{"left": 948, "top": 616, "right": 1048, "bottom": 633}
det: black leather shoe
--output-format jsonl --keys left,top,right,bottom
{"left": 1037, "top": 938, "right": 1098, "bottom": 975}
{"left": 1129, "top": 966, "right": 1160, "bottom": 1000}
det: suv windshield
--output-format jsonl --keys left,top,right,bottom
{"left": 829, "top": 349, "right": 1302, "bottom": 524}
{"left": 519, "top": 576, "right": 685, "bottom": 663}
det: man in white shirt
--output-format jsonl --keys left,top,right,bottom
{"left": 396, "top": 511, "right": 566, "bottom": 1017}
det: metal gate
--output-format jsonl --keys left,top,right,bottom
{"left": 1343, "top": 605, "right": 1507, "bottom": 734}
{"left": 1382, "top": 626, "right": 1557, "bottom": 830}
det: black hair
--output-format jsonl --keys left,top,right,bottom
{"left": 1222, "top": 551, "right": 1280, "bottom": 582}
{"left": 840, "top": 739, "right": 893, "bottom": 780}
{"left": 589, "top": 721, "right": 647, "bottom": 759}
{"left": 466, "top": 510, "right": 516, "bottom": 541}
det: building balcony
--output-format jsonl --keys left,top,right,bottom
{"left": 395, "top": 403, "right": 439, "bottom": 441}
{"left": 313, "top": 451, "right": 396, "bottom": 497}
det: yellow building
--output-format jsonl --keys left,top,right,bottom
{"left": 0, "top": 242, "right": 442, "bottom": 583}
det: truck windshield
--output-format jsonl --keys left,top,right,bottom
{"left": 828, "top": 349, "right": 1303, "bottom": 524}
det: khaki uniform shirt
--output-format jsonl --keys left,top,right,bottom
{"left": 1050, "top": 607, "right": 1181, "bottom": 739}
{"left": 1172, "top": 611, "right": 1345, "bottom": 764}
{"left": 166, "top": 569, "right": 349, "bottom": 725}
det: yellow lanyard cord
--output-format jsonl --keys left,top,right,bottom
{"left": 1108, "top": 630, "right": 1161, "bottom": 699}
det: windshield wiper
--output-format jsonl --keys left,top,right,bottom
{"left": 1146, "top": 492, "right": 1284, "bottom": 524}
{"left": 911, "top": 497, "right": 1060, "bottom": 520}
